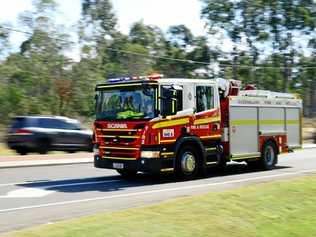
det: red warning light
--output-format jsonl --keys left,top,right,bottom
{"left": 148, "top": 74, "right": 164, "bottom": 80}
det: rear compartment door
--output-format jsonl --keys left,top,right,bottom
{"left": 286, "top": 108, "right": 301, "bottom": 148}
{"left": 229, "top": 106, "right": 259, "bottom": 156}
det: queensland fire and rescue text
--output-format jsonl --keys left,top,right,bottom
{"left": 93, "top": 75, "right": 302, "bottom": 179}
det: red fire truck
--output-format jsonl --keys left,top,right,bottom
{"left": 93, "top": 75, "right": 302, "bottom": 179}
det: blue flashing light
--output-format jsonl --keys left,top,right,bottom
{"left": 108, "top": 74, "right": 163, "bottom": 83}
{"left": 108, "top": 77, "right": 133, "bottom": 83}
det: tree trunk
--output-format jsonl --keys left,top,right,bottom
{"left": 310, "top": 72, "right": 316, "bottom": 118}
{"left": 232, "top": 46, "right": 238, "bottom": 81}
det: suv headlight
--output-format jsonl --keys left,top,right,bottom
{"left": 141, "top": 151, "right": 160, "bottom": 159}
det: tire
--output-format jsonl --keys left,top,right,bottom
{"left": 248, "top": 141, "right": 278, "bottom": 170}
{"left": 87, "top": 140, "right": 93, "bottom": 152}
{"left": 37, "top": 139, "right": 50, "bottom": 154}
{"left": 116, "top": 169, "right": 138, "bottom": 179}
{"left": 175, "top": 145, "right": 200, "bottom": 180}
{"left": 260, "top": 141, "right": 278, "bottom": 170}
{"left": 67, "top": 150, "right": 76, "bottom": 154}
{"left": 16, "top": 149, "right": 28, "bottom": 156}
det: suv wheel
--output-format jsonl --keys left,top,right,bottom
{"left": 38, "top": 139, "right": 50, "bottom": 154}
{"left": 17, "top": 149, "right": 28, "bottom": 156}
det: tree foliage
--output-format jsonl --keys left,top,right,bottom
{"left": 0, "top": 0, "right": 315, "bottom": 125}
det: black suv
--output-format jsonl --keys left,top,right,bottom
{"left": 6, "top": 116, "right": 93, "bottom": 155}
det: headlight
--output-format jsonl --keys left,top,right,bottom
{"left": 93, "top": 145, "right": 99, "bottom": 156}
{"left": 141, "top": 151, "right": 160, "bottom": 159}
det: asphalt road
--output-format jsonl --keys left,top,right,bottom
{"left": 0, "top": 148, "right": 316, "bottom": 234}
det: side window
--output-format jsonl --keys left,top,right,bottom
{"left": 161, "top": 86, "right": 173, "bottom": 116}
{"left": 160, "top": 86, "right": 183, "bottom": 116}
{"left": 38, "top": 119, "right": 65, "bottom": 129}
{"left": 196, "top": 86, "right": 214, "bottom": 113}
{"left": 176, "top": 90, "right": 183, "bottom": 112}
{"left": 63, "top": 122, "right": 81, "bottom": 130}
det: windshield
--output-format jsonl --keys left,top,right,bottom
{"left": 96, "top": 86, "right": 156, "bottom": 121}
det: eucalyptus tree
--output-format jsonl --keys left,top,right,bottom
{"left": 0, "top": 25, "right": 9, "bottom": 58}
{"left": 16, "top": 0, "right": 72, "bottom": 115}
{"left": 201, "top": 0, "right": 244, "bottom": 80}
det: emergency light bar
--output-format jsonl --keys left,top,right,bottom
{"left": 108, "top": 74, "right": 164, "bottom": 83}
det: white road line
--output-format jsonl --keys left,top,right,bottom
{"left": 0, "top": 168, "right": 315, "bottom": 214}
{"left": 0, "top": 180, "right": 122, "bottom": 199}
{"left": 0, "top": 180, "right": 122, "bottom": 198}
{"left": 0, "top": 182, "right": 30, "bottom": 188}
{"left": 0, "top": 181, "right": 58, "bottom": 188}
{"left": 0, "top": 179, "right": 120, "bottom": 188}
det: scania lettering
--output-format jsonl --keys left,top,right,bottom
{"left": 107, "top": 124, "right": 128, "bottom": 129}
{"left": 93, "top": 75, "right": 302, "bottom": 179}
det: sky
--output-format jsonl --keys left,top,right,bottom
{"left": 0, "top": 0, "right": 207, "bottom": 59}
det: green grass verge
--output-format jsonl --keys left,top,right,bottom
{"left": 3, "top": 175, "right": 316, "bottom": 237}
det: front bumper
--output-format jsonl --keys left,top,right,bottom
{"left": 94, "top": 155, "right": 173, "bottom": 174}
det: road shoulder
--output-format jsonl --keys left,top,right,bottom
{"left": 3, "top": 175, "right": 316, "bottom": 237}
{"left": 0, "top": 153, "right": 93, "bottom": 169}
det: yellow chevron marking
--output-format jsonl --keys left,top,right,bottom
{"left": 200, "top": 135, "right": 222, "bottom": 140}
{"left": 100, "top": 146, "right": 139, "bottom": 151}
{"left": 194, "top": 116, "right": 220, "bottom": 125}
{"left": 231, "top": 155, "right": 259, "bottom": 160}
{"left": 231, "top": 120, "right": 299, "bottom": 126}
{"left": 152, "top": 118, "right": 189, "bottom": 129}
{"left": 102, "top": 156, "right": 136, "bottom": 160}
{"left": 160, "top": 139, "right": 176, "bottom": 144}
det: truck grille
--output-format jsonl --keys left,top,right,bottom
{"left": 98, "top": 129, "right": 140, "bottom": 143}
{"left": 96, "top": 128, "right": 141, "bottom": 160}
{"left": 99, "top": 146, "right": 139, "bottom": 160}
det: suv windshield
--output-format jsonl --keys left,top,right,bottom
{"left": 96, "top": 86, "right": 156, "bottom": 121}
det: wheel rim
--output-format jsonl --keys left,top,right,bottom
{"left": 181, "top": 151, "right": 196, "bottom": 174}
{"left": 265, "top": 145, "right": 275, "bottom": 166}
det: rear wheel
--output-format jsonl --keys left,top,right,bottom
{"left": 176, "top": 146, "right": 199, "bottom": 180}
{"left": 87, "top": 140, "right": 93, "bottom": 152}
{"left": 116, "top": 169, "right": 138, "bottom": 179}
{"left": 37, "top": 139, "right": 50, "bottom": 154}
{"left": 247, "top": 141, "right": 278, "bottom": 170}
{"left": 260, "top": 141, "right": 278, "bottom": 170}
{"left": 16, "top": 148, "right": 28, "bottom": 156}
{"left": 67, "top": 150, "right": 76, "bottom": 154}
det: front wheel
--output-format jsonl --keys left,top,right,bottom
{"left": 175, "top": 146, "right": 199, "bottom": 180}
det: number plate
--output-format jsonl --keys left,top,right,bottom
{"left": 113, "top": 163, "right": 124, "bottom": 169}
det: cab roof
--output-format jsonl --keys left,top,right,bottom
{"left": 96, "top": 78, "right": 216, "bottom": 90}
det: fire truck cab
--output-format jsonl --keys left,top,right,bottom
{"left": 94, "top": 76, "right": 302, "bottom": 179}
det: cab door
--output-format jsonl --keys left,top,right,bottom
{"left": 193, "top": 84, "right": 221, "bottom": 140}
